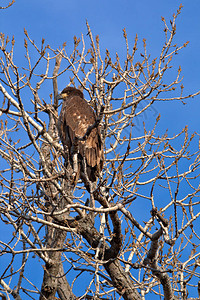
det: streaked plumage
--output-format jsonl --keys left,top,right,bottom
{"left": 57, "top": 87, "right": 103, "bottom": 185}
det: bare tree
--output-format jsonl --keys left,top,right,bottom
{"left": 0, "top": 5, "right": 200, "bottom": 300}
{"left": 0, "top": 0, "right": 15, "bottom": 10}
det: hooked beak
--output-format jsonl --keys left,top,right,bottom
{"left": 56, "top": 93, "right": 63, "bottom": 101}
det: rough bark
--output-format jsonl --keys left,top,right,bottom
{"left": 144, "top": 228, "right": 175, "bottom": 300}
{"left": 104, "top": 260, "right": 142, "bottom": 300}
{"left": 40, "top": 229, "right": 67, "bottom": 300}
{"left": 39, "top": 105, "right": 76, "bottom": 299}
{"left": 57, "top": 264, "right": 77, "bottom": 300}
{"left": 77, "top": 215, "right": 142, "bottom": 300}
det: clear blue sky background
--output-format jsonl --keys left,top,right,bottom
{"left": 1, "top": 0, "right": 200, "bottom": 298}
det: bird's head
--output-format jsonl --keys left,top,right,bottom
{"left": 57, "top": 87, "right": 83, "bottom": 101}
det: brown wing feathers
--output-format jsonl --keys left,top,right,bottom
{"left": 58, "top": 87, "right": 103, "bottom": 182}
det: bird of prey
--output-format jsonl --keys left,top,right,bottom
{"left": 57, "top": 87, "right": 103, "bottom": 189}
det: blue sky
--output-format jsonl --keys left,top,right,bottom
{"left": 1, "top": 0, "right": 200, "bottom": 298}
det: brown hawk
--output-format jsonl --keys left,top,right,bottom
{"left": 57, "top": 87, "right": 103, "bottom": 189}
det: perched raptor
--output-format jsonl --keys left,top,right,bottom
{"left": 57, "top": 87, "right": 103, "bottom": 188}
